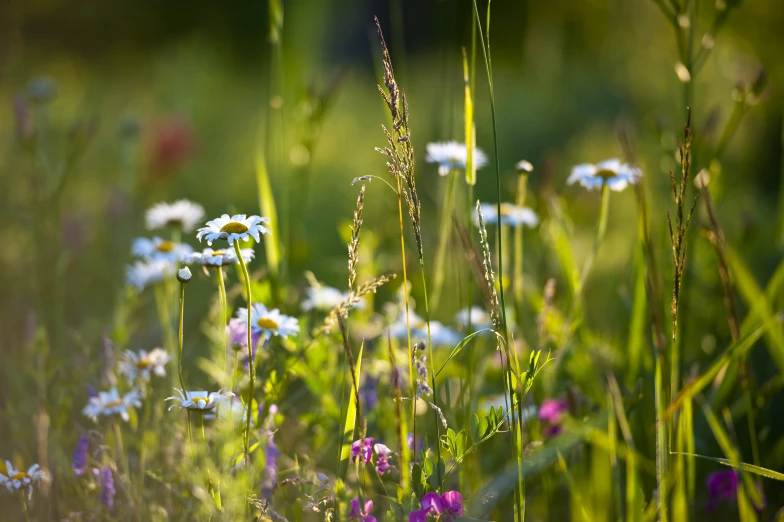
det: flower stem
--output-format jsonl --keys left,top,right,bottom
{"left": 513, "top": 173, "right": 528, "bottom": 318}
{"left": 19, "top": 491, "right": 30, "bottom": 522}
{"left": 215, "top": 267, "right": 229, "bottom": 389}
{"left": 233, "top": 241, "right": 255, "bottom": 463}
{"left": 178, "top": 283, "right": 187, "bottom": 393}
{"left": 395, "top": 176, "right": 415, "bottom": 492}
{"left": 431, "top": 169, "right": 458, "bottom": 310}
{"left": 577, "top": 181, "right": 610, "bottom": 295}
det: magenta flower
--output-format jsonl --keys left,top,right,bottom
{"left": 351, "top": 438, "right": 375, "bottom": 464}
{"left": 706, "top": 470, "right": 738, "bottom": 511}
{"left": 408, "top": 509, "right": 428, "bottom": 522}
{"left": 442, "top": 491, "right": 464, "bottom": 516}
{"left": 539, "top": 398, "right": 568, "bottom": 437}
{"left": 374, "top": 443, "right": 393, "bottom": 475}
{"left": 414, "top": 491, "right": 464, "bottom": 520}
{"left": 348, "top": 498, "right": 377, "bottom": 522}
{"left": 421, "top": 492, "right": 446, "bottom": 514}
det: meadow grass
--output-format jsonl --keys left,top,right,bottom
{"left": 1, "top": 1, "right": 784, "bottom": 521}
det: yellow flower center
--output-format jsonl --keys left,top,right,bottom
{"left": 105, "top": 399, "right": 124, "bottom": 408}
{"left": 220, "top": 222, "right": 249, "bottom": 235}
{"left": 257, "top": 317, "right": 279, "bottom": 330}
{"left": 192, "top": 397, "right": 209, "bottom": 406}
{"left": 595, "top": 168, "right": 618, "bottom": 180}
{"left": 157, "top": 240, "right": 176, "bottom": 252}
{"left": 137, "top": 359, "right": 151, "bottom": 369}
{"left": 11, "top": 472, "right": 27, "bottom": 481}
{"left": 210, "top": 250, "right": 226, "bottom": 256}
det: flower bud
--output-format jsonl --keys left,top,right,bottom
{"left": 177, "top": 267, "right": 192, "bottom": 283}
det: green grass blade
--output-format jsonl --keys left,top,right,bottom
{"left": 671, "top": 453, "right": 784, "bottom": 481}
{"left": 726, "top": 245, "right": 784, "bottom": 371}
{"left": 255, "top": 149, "right": 281, "bottom": 278}
{"left": 436, "top": 328, "right": 500, "bottom": 377}
{"left": 338, "top": 341, "right": 363, "bottom": 478}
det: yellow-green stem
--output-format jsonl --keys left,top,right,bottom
{"left": 431, "top": 169, "right": 458, "bottom": 310}
{"left": 513, "top": 174, "right": 528, "bottom": 317}
{"left": 215, "top": 267, "right": 229, "bottom": 389}
{"left": 178, "top": 283, "right": 186, "bottom": 393}
{"left": 233, "top": 241, "right": 255, "bottom": 463}
{"left": 395, "top": 177, "right": 415, "bottom": 492}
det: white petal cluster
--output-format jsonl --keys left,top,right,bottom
{"left": 196, "top": 214, "right": 271, "bottom": 246}
{"left": 237, "top": 304, "right": 300, "bottom": 339}
{"left": 567, "top": 159, "right": 642, "bottom": 192}
{"left": 146, "top": 200, "right": 205, "bottom": 232}
{"left": 119, "top": 348, "right": 169, "bottom": 383}
{"left": 0, "top": 461, "right": 49, "bottom": 496}
{"left": 186, "top": 247, "right": 255, "bottom": 267}
{"left": 166, "top": 389, "right": 233, "bottom": 412}
{"left": 425, "top": 141, "right": 488, "bottom": 176}
{"left": 82, "top": 387, "right": 142, "bottom": 422}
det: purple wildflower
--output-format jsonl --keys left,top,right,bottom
{"left": 72, "top": 436, "right": 89, "bottom": 477}
{"left": 373, "top": 443, "right": 393, "bottom": 475}
{"left": 227, "top": 318, "right": 263, "bottom": 366}
{"left": 348, "top": 498, "right": 377, "bottom": 522}
{"left": 360, "top": 375, "right": 379, "bottom": 411}
{"left": 351, "top": 438, "right": 374, "bottom": 464}
{"left": 706, "top": 470, "right": 738, "bottom": 511}
{"left": 539, "top": 398, "right": 568, "bottom": 438}
{"left": 413, "top": 491, "right": 464, "bottom": 521}
{"left": 261, "top": 432, "right": 280, "bottom": 500}
{"left": 100, "top": 467, "right": 115, "bottom": 511}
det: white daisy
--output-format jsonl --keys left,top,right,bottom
{"left": 166, "top": 389, "right": 233, "bottom": 412}
{"left": 119, "top": 348, "right": 169, "bottom": 383}
{"left": 196, "top": 214, "right": 271, "bottom": 246}
{"left": 454, "top": 306, "right": 493, "bottom": 329}
{"left": 567, "top": 159, "right": 642, "bottom": 192}
{"left": 82, "top": 387, "right": 142, "bottom": 422}
{"left": 0, "top": 461, "right": 48, "bottom": 496}
{"left": 126, "top": 259, "right": 175, "bottom": 290}
{"left": 473, "top": 202, "right": 539, "bottom": 228}
{"left": 425, "top": 141, "right": 488, "bottom": 176}
{"left": 186, "top": 247, "right": 255, "bottom": 267}
{"left": 238, "top": 304, "right": 300, "bottom": 339}
{"left": 146, "top": 200, "right": 205, "bottom": 232}
{"left": 132, "top": 237, "right": 193, "bottom": 263}
{"left": 301, "top": 285, "right": 365, "bottom": 312}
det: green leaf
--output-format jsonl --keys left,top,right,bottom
{"left": 338, "top": 341, "right": 363, "bottom": 478}
{"left": 254, "top": 149, "right": 280, "bottom": 278}
{"left": 671, "top": 453, "right": 784, "bottom": 481}
{"left": 436, "top": 329, "right": 501, "bottom": 377}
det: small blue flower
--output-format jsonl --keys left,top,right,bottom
{"left": 100, "top": 467, "right": 115, "bottom": 511}
{"left": 72, "top": 436, "right": 89, "bottom": 477}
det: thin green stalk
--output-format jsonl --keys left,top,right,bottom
{"left": 655, "top": 355, "right": 669, "bottom": 522}
{"left": 432, "top": 170, "right": 459, "bottom": 309}
{"left": 178, "top": 283, "right": 186, "bottom": 393}
{"left": 471, "top": 2, "right": 523, "bottom": 515}
{"left": 419, "top": 268, "right": 443, "bottom": 491}
{"left": 233, "top": 241, "right": 255, "bottom": 463}
{"left": 514, "top": 173, "right": 528, "bottom": 318}
{"left": 154, "top": 283, "right": 177, "bottom": 390}
{"left": 215, "top": 267, "right": 229, "bottom": 389}
{"left": 578, "top": 182, "right": 610, "bottom": 294}
{"left": 19, "top": 491, "right": 31, "bottom": 522}
{"left": 113, "top": 420, "right": 134, "bottom": 511}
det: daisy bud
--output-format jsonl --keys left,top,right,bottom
{"left": 177, "top": 267, "right": 192, "bottom": 283}
{"left": 516, "top": 160, "right": 534, "bottom": 173}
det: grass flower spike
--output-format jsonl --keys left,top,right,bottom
{"left": 146, "top": 200, "right": 205, "bottom": 232}
{"left": 567, "top": 158, "right": 642, "bottom": 192}
{"left": 119, "top": 348, "right": 169, "bottom": 382}
{"left": 82, "top": 387, "right": 142, "bottom": 422}
{"left": 166, "top": 389, "right": 233, "bottom": 412}
{"left": 132, "top": 237, "right": 193, "bottom": 263}
{"left": 426, "top": 141, "right": 487, "bottom": 176}
{"left": 196, "top": 213, "right": 270, "bottom": 246}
